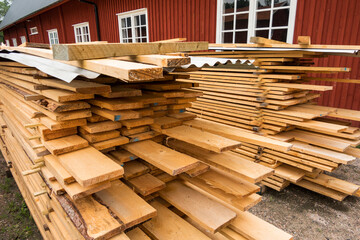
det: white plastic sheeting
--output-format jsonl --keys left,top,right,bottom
{"left": 0, "top": 50, "right": 100, "bottom": 83}
{"left": 181, "top": 56, "right": 255, "bottom": 69}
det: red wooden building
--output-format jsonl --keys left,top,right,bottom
{"left": 1, "top": 0, "right": 360, "bottom": 122}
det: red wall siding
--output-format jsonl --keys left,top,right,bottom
{"left": 294, "top": 0, "right": 360, "bottom": 126}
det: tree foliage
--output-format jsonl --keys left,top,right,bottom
{"left": 0, "top": 0, "right": 11, "bottom": 22}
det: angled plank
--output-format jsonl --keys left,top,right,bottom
{"left": 44, "top": 135, "right": 89, "bottom": 155}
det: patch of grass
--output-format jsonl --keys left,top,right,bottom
{"left": 0, "top": 177, "right": 12, "bottom": 193}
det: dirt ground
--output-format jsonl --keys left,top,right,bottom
{"left": 250, "top": 160, "right": 360, "bottom": 240}
{"left": 0, "top": 150, "right": 359, "bottom": 240}
{"left": 0, "top": 153, "right": 41, "bottom": 239}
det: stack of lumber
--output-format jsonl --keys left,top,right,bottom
{"left": 178, "top": 37, "right": 360, "bottom": 201}
{"left": 0, "top": 41, "right": 293, "bottom": 240}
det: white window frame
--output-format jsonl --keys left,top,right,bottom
{"left": 117, "top": 8, "right": 149, "bottom": 43}
{"left": 5, "top": 40, "right": 9, "bottom": 46}
{"left": 73, "top": 22, "right": 91, "bottom": 43}
{"left": 216, "top": 0, "right": 297, "bottom": 43}
{"left": 20, "top": 36, "right": 26, "bottom": 44}
{"left": 29, "top": 27, "right": 38, "bottom": 35}
{"left": 11, "top": 38, "right": 17, "bottom": 47}
{"left": 47, "top": 29, "right": 59, "bottom": 46}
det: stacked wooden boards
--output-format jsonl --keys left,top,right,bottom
{"left": 180, "top": 37, "right": 360, "bottom": 201}
{"left": 0, "top": 42, "right": 293, "bottom": 240}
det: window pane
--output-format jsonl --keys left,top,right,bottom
{"left": 236, "top": 13, "right": 248, "bottom": 29}
{"left": 257, "top": 0, "right": 272, "bottom": 9}
{"left": 140, "top": 14, "right": 146, "bottom": 25}
{"left": 223, "top": 0, "right": 235, "bottom": 14}
{"left": 135, "top": 15, "right": 140, "bottom": 26}
{"left": 223, "top": 15, "right": 234, "bottom": 30}
{"left": 128, "top": 39, "right": 133, "bottom": 43}
{"left": 237, "top": 0, "right": 249, "bottom": 12}
{"left": 141, "top": 26, "right": 147, "bottom": 37}
{"left": 127, "top": 17, "right": 131, "bottom": 27}
{"left": 127, "top": 28, "right": 132, "bottom": 38}
{"left": 122, "top": 29, "right": 127, "bottom": 38}
{"left": 142, "top": 37, "right": 147, "bottom": 42}
{"left": 135, "top": 27, "right": 140, "bottom": 38}
{"left": 223, "top": 32, "right": 233, "bottom": 43}
{"left": 256, "top": 29, "right": 269, "bottom": 38}
{"left": 121, "top": 18, "right": 126, "bottom": 28}
{"left": 235, "top": 31, "right": 247, "bottom": 43}
{"left": 256, "top": 10, "right": 270, "bottom": 28}
{"left": 274, "top": 0, "right": 290, "bottom": 7}
{"left": 272, "top": 8, "right": 289, "bottom": 27}
{"left": 271, "top": 28, "right": 287, "bottom": 42}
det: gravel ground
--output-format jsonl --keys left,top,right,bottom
{"left": 250, "top": 160, "right": 360, "bottom": 240}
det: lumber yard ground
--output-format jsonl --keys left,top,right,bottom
{"left": 0, "top": 152, "right": 359, "bottom": 240}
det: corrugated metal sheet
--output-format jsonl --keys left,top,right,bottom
{"left": 294, "top": 0, "right": 360, "bottom": 126}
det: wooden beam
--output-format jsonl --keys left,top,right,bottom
{"left": 52, "top": 42, "right": 208, "bottom": 61}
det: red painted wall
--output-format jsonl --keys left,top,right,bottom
{"left": 293, "top": 0, "right": 360, "bottom": 126}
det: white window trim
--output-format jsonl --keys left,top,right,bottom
{"left": 216, "top": 0, "right": 297, "bottom": 44}
{"left": 5, "top": 40, "right": 9, "bottom": 46}
{"left": 11, "top": 38, "right": 17, "bottom": 47}
{"left": 117, "top": 8, "right": 149, "bottom": 43}
{"left": 20, "top": 36, "right": 26, "bottom": 44}
{"left": 29, "top": 27, "right": 38, "bottom": 35}
{"left": 47, "top": 29, "right": 59, "bottom": 45}
{"left": 73, "top": 22, "right": 91, "bottom": 43}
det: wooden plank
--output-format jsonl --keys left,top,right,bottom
{"left": 119, "top": 54, "right": 191, "bottom": 67}
{"left": 162, "top": 125, "right": 241, "bottom": 153}
{"left": 121, "top": 117, "right": 154, "bottom": 129}
{"left": 126, "top": 228, "right": 150, "bottom": 240}
{"left": 56, "top": 146, "right": 124, "bottom": 187}
{"left": 295, "top": 179, "right": 348, "bottom": 201}
{"left": 123, "top": 161, "right": 149, "bottom": 179}
{"left": 229, "top": 211, "right": 293, "bottom": 240}
{"left": 159, "top": 180, "right": 237, "bottom": 233}
{"left": 80, "top": 121, "right": 122, "bottom": 134}
{"left": 166, "top": 138, "right": 273, "bottom": 183}
{"left": 44, "top": 154, "right": 75, "bottom": 185}
{"left": 109, "top": 149, "right": 138, "bottom": 162}
{"left": 95, "top": 180, "right": 156, "bottom": 229}
{"left": 123, "top": 140, "right": 199, "bottom": 175}
{"left": 183, "top": 119, "right": 292, "bottom": 152}
{"left": 88, "top": 98, "right": 144, "bottom": 111}
{"left": 44, "top": 135, "right": 89, "bottom": 155}
{"left": 99, "top": 86, "right": 142, "bottom": 98}
{"left": 91, "top": 106, "right": 140, "bottom": 121}
{"left": 151, "top": 116, "right": 182, "bottom": 129}
{"left": 79, "top": 129, "right": 121, "bottom": 143}
{"left": 52, "top": 42, "right": 208, "bottom": 60}
{"left": 185, "top": 162, "right": 210, "bottom": 177}
{"left": 72, "top": 195, "right": 123, "bottom": 239}
{"left": 304, "top": 174, "right": 359, "bottom": 195}
{"left": 92, "top": 136, "right": 130, "bottom": 150}
{"left": 141, "top": 200, "right": 211, "bottom": 240}
{"left": 127, "top": 173, "right": 166, "bottom": 196}
{"left": 63, "top": 180, "right": 111, "bottom": 201}
{"left": 274, "top": 165, "right": 306, "bottom": 183}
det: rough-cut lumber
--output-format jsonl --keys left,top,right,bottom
{"left": 91, "top": 106, "right": 140, "bottom": 121}
{"left": 162, "top": 125, "right": 241, "bottom": 153}
{"left": 56, "top": 146, "right": 124, "bottom": 187}
{"left": 92, "top": 136, "right": 130, "bottom": 150}
{"left": 166, "top": 138, "right": 273, "bottom": 183}
{"left": 159, "top": 180, "right": 237, "bottom": 233}
{"left": 230, "top": 211, "right": 293, "bottom": 240}
{"left": 88, "top": 98, "right": 144, "bottom": 111}
{"left": 99, "top": 86, "right": 142, "bottom": 98}
{"left": 295, "top": 179, "right": 348, "bottom": 201}
{"left": 72, "top": 196, "right": 123, "bottom": 239}
{"left": 123, "top": 161, "right": 149, "bottom": 179}
{"left": 142, "top": 200, "right": 211, "bottom": 240}
{"left": 119, "top": 54, "right": 191, "bottom": 67}
{"left": 44, "top": 154, "right": 75, "bottom": 185}
{"left": 79, "top": 129, "right": 121, "bottom": 143}
{"left": 304, "top": 174, "right": 359, "bottom": 195}
{"left": 126, "top": 228, "right": 150, "bottom": 240}
{"left": 127, "top": 173, "right": 166, "bottom": 196}
{"left": 123, "top": 140, "right": 199, "bottom": 175}
{"left": 109, "top": 149, "right": 138, "bottom": 162}
{"left": 184, "top": 119, "right": 292, "bottom": 152}
{"left": 95, "top": 180, "right": 156, "bottom": 229}
{"left": 274, "top": 165, "right": 305, "bottom": 183}
{"left": 80, "top": 121, "right": 122, "bottom": 134}
{"left": 52, "top": 42, "right": 208, "bottom": 60}
{"left": 44, "top": 135, "right": 89, "bottom": 155}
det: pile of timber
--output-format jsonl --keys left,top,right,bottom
{"left": 0, "top": 41, "right": 293, "bottom": 240}
{"left": 178, "top": 37, "right": 360, "bottom": 201}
